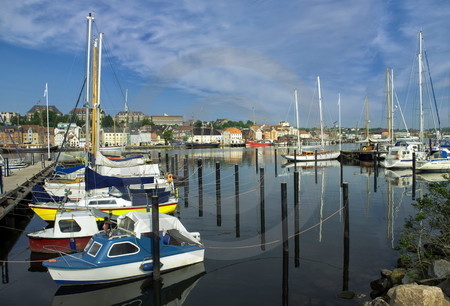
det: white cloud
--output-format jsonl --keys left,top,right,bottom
{"left": 1, "top": 0, "right": 450, "bottom": 127}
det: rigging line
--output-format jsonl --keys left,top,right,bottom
{"left": 205, "top": 204, "right": 345, "bottom": 250}
{"left": 424, "top": 50, "right": 441, "bottom": 135}
{"left": 54, "top": 78, "right": 86, "bottom": 167}
{"left": 92, "top": 26, "right": 127, "bottom": 103}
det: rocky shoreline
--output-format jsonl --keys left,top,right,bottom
{"left": 364, "top": 259, "right": 450, "bottom": 305}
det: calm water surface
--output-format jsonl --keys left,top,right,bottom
{"left": 0, "top": 146, "right": 439, "bottom": 305}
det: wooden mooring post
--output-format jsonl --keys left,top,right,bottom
{"left": 216, "top": 161, "right": 221, "bottom": 227}
{"left": 281, "top": 182, "right": 289, "bottom": 306}
{"left": 184, "top": 155, "right": 189, "bottom": 207}
{"left": 198, "top": 158, "right": 203, "bottom": 217}
{"left": 294, "top": 171, "right": 300, "bottom": 267}
{"left": 342, "top": 182, "right": 350, "bottom": 292}
{"left": 234, "top": 164, "right": 240, "bottom": 238}
{"left": 259, "top": 167, "right": 265, "bottom": 250}
{"left": 151, "top": 195, "right": 160, "bottom": 280}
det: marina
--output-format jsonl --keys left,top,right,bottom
{"left": 0, "top": 146, "right": 442, "bottom": 305}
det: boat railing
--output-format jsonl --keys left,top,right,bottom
{"left": 51, "top": 248, "right": 98, "bottom": 267}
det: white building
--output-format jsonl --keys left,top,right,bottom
{"left": 222, "top": 127, "right": 243, "bottom": 145}
{"left": 54, "top": 123, "right": 82, "bottom": 148}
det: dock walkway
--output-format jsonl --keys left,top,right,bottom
{"left": 0, "top": 162, "right": 55, "bottom": 220}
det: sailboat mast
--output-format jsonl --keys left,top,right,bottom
{"left": 45, "top": 82, "right": 50, "bottom": 159}
{"left": 391, "top": 69, "right": 395, "bottom": 141}
{"left": 386, "top": 68, "right": 392, "bottom": 140}
{"left": 85, "top": 13, "right": 94, "bottom": 161}
{"left": 294, "top": 89, "right": 301, "bottom": 151}
{"left": 338, "top": 93, "right": 341, "bottom": 151}
{"left": 317, "top": 76, "right": 325, "bottom": 149}
{"left": 91, "top": 33, "right": 103, "bottom": 156}
{"left": 418, "top": 31, "right": 424, "bottom": 142}
{"left": 365, "top": 96, "right": 369, "bottom": 140}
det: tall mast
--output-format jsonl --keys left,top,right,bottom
{"left": 365, "top": 96, "right": 369, "bottom": 140}
{"left": 91, "top": 33, "right": 103, "bottom": 156}
{"left": 418, "top": 31, "right": 424, "bottom": 142}
{"left": 85, "top": 13, "right": 94, "bottom": 166}
{"left": 391, "top": 69, "right": 395, "bottom": 142}
{"left": 338, "top": 93, "right": 341, "bottom": 151}
{"left": 317, "top": 76, "right": 325, "bottom": 149}
{"left": 45, "top": 82, "right": 50, "bottom": 159}
{"left": 386, "top": 68, "right": 392, "bottom": 140}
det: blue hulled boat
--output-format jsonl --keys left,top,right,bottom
{"left": 43, "top": 212, "right": 204, "bottom": 285}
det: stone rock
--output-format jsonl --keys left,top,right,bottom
{"left": 337, "top": 291, "right": 355, "bottom": 299}
{"left": 371, "top": 277, "right": 390, "bottom": 292}
{"left": 437, "top": 278, "right": 450, "bottom": 298}
{"left": 429, "top": 259, "right": 450, "bottom": 279}
{"left": 380, "top": 269, "right": 392, "bottom": 278}
{"left": 390, "top": 268, "right": 406, "bottom": 285}
{"left": 363, "top": 297, "right": 389, "bottom": 306}
{"left": 387, "top": 284, "right": 450, "bottom": 306}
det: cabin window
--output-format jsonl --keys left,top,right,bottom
{"left": 108, "top": 242, "right": 139, "bottom": 257}
{"left": 88, "top": 199, "right": 117, "bottom": 205}
{"left": 87, "top": 241, "right": 102, "bottom": 257}
{"left": 58, "top": 219, "right": 82, "bottom": 233}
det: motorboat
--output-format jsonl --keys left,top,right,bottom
{"left": 43, "top": 211, "right": 204, "bottom": 285}
{"left": 27, "top": 209, "right": 102, "bottom": 253}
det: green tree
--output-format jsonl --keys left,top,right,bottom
{"left": 396, "top": 177, "right": 450, "bottom": 280}
{"left": 140, "top": 118, "right": 153, "bottom": 126}
{"left": 162, "top": 129, "right": 173, "bottom": 145}
{"left": 101, "top": 115, "right": 115, "bottom": 128}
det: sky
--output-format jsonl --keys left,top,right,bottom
{"left": 0, "top": 0, "right": 450, "bottom": 130}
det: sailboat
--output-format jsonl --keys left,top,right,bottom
{"left": 30, "top": 13, "right": 178, "bottom": 219}
{"left": 282, "top": 77, "right": 340, "bottom": 162}
{"left": 381, "top": 31, "right": 429, "bottom": 169}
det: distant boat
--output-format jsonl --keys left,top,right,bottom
{"left": 416, "top": 149, "right": 450, "bottom": 172}
{"left": 43, "top": 211, "right": 204, "bottom": 285}
{"left": 185, "top": 142, "right": 220, "bottom": 149}
{"left": 282, "top": 80, "right": 340, "bottom": 162}
{"left": 381, "top": 141, "right": 427, "bottom": 169}
{"left": 245, "top": 140, "right": 273, "bottom": 147}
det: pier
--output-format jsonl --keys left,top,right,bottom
{"left": 0, "top": 162, "right": 55, "bottom": 220}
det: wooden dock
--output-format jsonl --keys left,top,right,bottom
{"left": 0, "top": 162, "right": 55, "bottom": 220}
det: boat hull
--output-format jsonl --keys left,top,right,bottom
{"left": 381, "top": 159, "right": 413, "bottom": 169}
{"left": 245, "top": 142, "right": 272, "bottom": 147}
{"left": 282, "top": 151, "right": 340, "bottom": 162}
{"left": 416, "top": 159, "right": 450, "bottom": 172}
{"left": 28, "top": 236, "right": 92, "bottom": 253}
{"left": 29, "top": 201, "right": 178, "bottom": 222}
{"left": 46, "top": 249, "right": 204, "bottom": 285}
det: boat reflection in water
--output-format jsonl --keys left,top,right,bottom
{"left": 384, "top": 169, "right": 413, "bottom": 188}
{"left": 52, "top": 262, "right": 205, "bottom": 306}
{"left": 281, "top": 159, "right": 340, "bottom": 170}
{"left": 416, "top": 172, "right": 449, "bottom": 183}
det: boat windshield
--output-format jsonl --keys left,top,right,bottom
{"left": 87, "top": 241, "right": 102, "bottom": 257}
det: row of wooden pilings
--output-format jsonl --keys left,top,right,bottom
{"left": 151, "top": 150, "right": 352, "bottom": 302}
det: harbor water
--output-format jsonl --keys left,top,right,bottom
{"left": 0, "top": 146, "right": 439, "bottom": 305}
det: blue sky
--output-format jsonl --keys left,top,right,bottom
{"left": 0, "top": 1, "right": 449, "bottom": 130}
